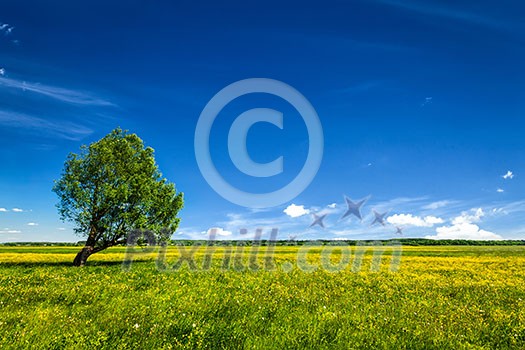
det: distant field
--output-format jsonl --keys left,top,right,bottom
{"left": 0, "top": 245, "right": 524, "bottom": 349}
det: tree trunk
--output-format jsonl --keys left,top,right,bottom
{"left": 73, "top": 246, "right": 93, "bottom": 266}
{"left": 74, "top": 224, "right": 98, "bottom": 266}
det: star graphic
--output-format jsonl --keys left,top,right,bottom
{"left": 371, "top": 210, "right": 387, "bottom": 226}
{"left": 341, "top": 195, "right": 369, "bottom": 221}
{"left": 310, "top": 213, "right": 327, "bottom": 228}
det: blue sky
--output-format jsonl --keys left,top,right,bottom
{"left": 1, "top": 0, "right": 524, "bottom": 242}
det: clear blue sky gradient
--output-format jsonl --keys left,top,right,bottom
{"left": 1, "top": 0, "right": 524, "bottom": 242}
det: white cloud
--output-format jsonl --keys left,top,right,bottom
{"left": 426, "top": 223, "right": 501, "bottom": 240}
{"left": 58, "top": 227, "right": 66, "bottom": 231}
{"left": 426, "top": 208, "right": 502, "bottom": 240}
{"left": 328, "top": 203, "right": 337, "bottom": 209}
{"left": 0, "top": 208, "right": 7, "bottom": 212}
{"left": 11, "top": 208, "right": 23, "bottom": 212}
{"left": 497, "top": 188, "right": 504, "bottom": 193}
{"left": 283, "top": 204, "right": 310, "bottom": 218}
{"left": 27, "top": 222, "right": 38, "bottom": 226}
{"left": 0, "top": 68, "right": 4, "bottom": 76}
{"left": 206, "top": 227, "right": 232, "bottom": 237}
{"left": 452, "top": 208, "right": 484, "bottom": 225}
{"left": 502, "top": 171, "right": 514, "bottom": 180}
{"left": 424, "top": 216, "right": 445, "bottom": 225}
{"left": 387, "top": 214, "right": 444, "bottom": 227}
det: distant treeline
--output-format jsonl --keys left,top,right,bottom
{"left": 1, "top": 239, "right": 524, "bottom": 247}
{"left": 387, "top": 239, "right": 525, "bottom": 246}
{"left": 0, "top": 242, "right": 85, "bottom": 247}
{"left": 168, "top": 239, "right": 525, "bottom": 246}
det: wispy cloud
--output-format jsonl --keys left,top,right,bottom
{"left": 422, "top": 200, "right": 455, "bottom": 210}
{"left": 218, "top": 212, "right": 295, "bottom": 232}
{"left": 338, "top": 80, "right": 387, "bottom": 94}
{"left": 0, "top": 110, "right": 93, "bottom": 140}
{"left": 0, "top": 68, "right": 115, "bottom": 141}
{"left": 0, "top": 76, "right": 115, "bottom": 106}
{"left": 421, "top": 97, "right": 433, "bottom": 107}
{"left": 502, "top": 171, "right": 514, "bottom": 180}
{"left": 0, "top": 23, "right": 15, "bottom": 35}
{"left": 371, "top": 0, "right": 523, "bottom": 32}
{"left": 178, "top": 197, "right": 521, "bottom": 241}
{"left": 0, "top": 228, "right": 21, "bottom": 234}
{"left": 487, "top": 200, "right": 525, "bottom": 216}
{"left": 11, "top": 208, "right": 24, "bottom": 212}
{"left": 194, "top": 196, "right": 430, "bottom": 240}
{"left": 27, "top": 222, "right": 38, "bottom": 226}
{"left": 1, "top": 22, "right": 20, "bottom": 45}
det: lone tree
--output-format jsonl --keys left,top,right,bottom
{"left": 53, "top": 128, "right": 183, "bottom": 266}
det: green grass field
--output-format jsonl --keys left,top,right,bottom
{"left": 0, "top": 245, "right": 524, "bottom": 349}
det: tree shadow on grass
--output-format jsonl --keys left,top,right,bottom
{"left": 0, "top": 259, "right": 153, "bottom": 268}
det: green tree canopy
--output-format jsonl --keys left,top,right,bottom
{"left": 53, "top": 128, "right": 183, "bottom": 266}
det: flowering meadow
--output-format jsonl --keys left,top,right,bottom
{"left": 0, "top": 245, "right": 524, "bottom": 349}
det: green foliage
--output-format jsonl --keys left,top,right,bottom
{"left": 52, "top": 128, "right": 183, "bottom": 263}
